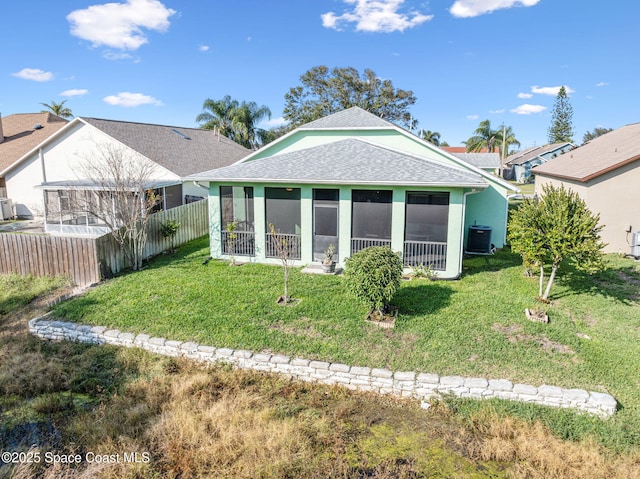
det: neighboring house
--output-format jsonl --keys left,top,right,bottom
{"left": 0, "top": 116, "right": 250, "bottom": 236}
{"left": 533, "top": 123, "right": 640, "bottom": 255}
{"left": 504, "top": 142, "right": 574, "bottom": 183}
{"left": 448, "top": 152, "right": 500, "bottom": 175}
{"left": 188, "top": 107, "right": 517, "bottom": 279}
{"left": 0, "top": 113, "right": 69, "bottom": 216}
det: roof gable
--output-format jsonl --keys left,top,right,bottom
{"left": 533, "top": 123, "right": 640, "bottom": 182}
{"left": 0, "top": 113, "right": 68, "bottom": 174}
{"left": 300, "top": 106, "right": 395, "bottom": 129}
{"left": 82, "top": 118, "right": 250, "bottom": 177}
{"left": 190, "top": 138, "right": 486, "bottom": 187}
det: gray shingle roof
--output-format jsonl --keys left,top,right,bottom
{"left": 189, "top": 138, "right": 487, "bottom": 187}
{"left": 300, "top": 106, "right": 394, "bottom": 129}
{"left": 450, "top": 152, "right": 500, "bottom": 169}
{"left": 505, "top": 143, "right": 573, "bottom": 166}
{"left": 82, "top": 118, "right": 251, "bottom": 177}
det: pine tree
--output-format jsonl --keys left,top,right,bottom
{"left": 547, "top": 86, "right": 574, "bottom": 143}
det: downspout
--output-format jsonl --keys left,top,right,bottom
{"left": 39, "top": 148, "right": 47, "bottom": 183}
{"left": 458, "top": 188, "right": 481, "bottom": 277}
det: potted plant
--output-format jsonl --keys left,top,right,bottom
{"left": 321, "top": 244, "right": 336, "bottom": 273}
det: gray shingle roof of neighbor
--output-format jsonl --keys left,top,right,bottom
{"left": 450, "top": 152, "right": 500, "bottom": 169}
{"left": 533, "top": 123, "right": 640, "bottom": 182}
{"left": 505, "top": 142, "right": 573, "bottom": 166}
{"left": 300, "top": 106, "right": 395, "bottom": 129}
{"left": 189, "top": 138, "right": 487, "bottom": 187}
{"left": 82, "top": 118, "right": 251, "bottom": 177}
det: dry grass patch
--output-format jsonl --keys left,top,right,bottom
{"left": 452, "top": 409, "right": 640, "bottom": 479}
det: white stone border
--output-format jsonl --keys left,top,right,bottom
{"left": 28, "top": 314, "right": 618, "bottom": 418}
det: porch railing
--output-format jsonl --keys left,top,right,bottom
{"left": 403, "top": 241, "right": 447, "bottom": 270}
{"left": 351, "top": 238, "right": 392, "bottom": 255}
{"left": 265, "top": 233, "right": 301, "bottom": 260}
{"left": 221, "top": 230, "right": 255, "bottom": 256}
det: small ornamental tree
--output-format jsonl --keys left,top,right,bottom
{"left": 225, "top": 220, "right": 238, "bottom": 266}
{"left": 268, "top": 223, "right": 295, "bottom": 303}
{"left": 160, "top": 219, "right": 180, "bottom": 253}
{"left": 508, "top": 184, "right": 606, "bottom": 301}
{"left": 344, "top": 246, "right": 403, "bottom": 316}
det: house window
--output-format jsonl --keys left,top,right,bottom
{"left": 351, "top": 189, "right": 392, "bottom": 254}
{"left": 220, "top": 186, "right": 255, "bottom": 256}
{"left": 220, "top": 186, "right": 254, "bottom": 231}
{"left": 405, "top": 192, "right": 449, "bottom": 243}
{"left": 44, "top": 190, "right": 61, "bottom": 224}
{"left": 404, "top": 192, "right": 449, "bottom": 269}
{"left": 265, "top": 187, "right": 301, "bottom": 259}
{"left": 44, "top": 190, "right": 108, "bottom": 228}
{"left": 265, "top": 187, "right": 300, "bottom": 235}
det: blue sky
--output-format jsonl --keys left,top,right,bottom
{"left": 2, "top": 0, "right": 638, "bottom": 149}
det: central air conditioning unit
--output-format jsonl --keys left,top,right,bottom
{"left": 0, "top": 198, "right": 12, "bottom": 221}
{"left": 630, "top": 231, "right": 640, "bottom": 259}
{"left": 466, "top": 225, "right": 494, "bottom": 254}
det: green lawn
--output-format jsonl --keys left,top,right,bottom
{"left": 53, "top": 236, "right": 640, "bottom": 450}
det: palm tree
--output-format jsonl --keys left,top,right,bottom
{"left": 40, "top": 99, "right": 73, "bottom": 119}
{"left": 233, "top": 101, "right": 272, "bottom": 149}
{"left": 418, "top": 129, "right": 441, "bottom": 146}
{"left": 196, "top": 96, "right": 242, "bottom": 137}
{"left": 196, "top": 96, "right": 271, "bottom": 149}
{"left": 463, "top": 119, "right": 499, "bottom": 153}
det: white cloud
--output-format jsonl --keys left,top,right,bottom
{"left": 263, "top": 116, "right": 287, "bottom": 128}
{"left": 596, "top": 81, "right": 608, "bottom": 87}
{"left": 67, "top": 0, "right": 176, "bottom": 50}
{"left": 12, "top": 68, "right": 54, "bottom": 82}
{"left": 510, "top": 104, "right": 546, "bottom": 115}
{"left": 530, "top": 85, "right": 575, "bottom": 96}
{"left": 60, "top": 89, "right": 89, "bottom": 97}
{"left": 199, "top": 44, "right": 210, "bottom": 52}
{"left": 517, "top": 92, "right": 533, "bottom": 99}
{"left": 450, "top": 0, "right": 540, "bottom": 18}
{"left": 489, "top": 109, "right": 505, "bottom": 114}
{"left": 321, "top": 0, "right": 433, "bottom": 33}
{"left": 466, "top": 114, "right": 479, "bottom": 120}
{"left": 103, "top": 51, "right": 138, "bottom": 61}
{"left": 103, "top": 92, "right": 163, "bottom": 107}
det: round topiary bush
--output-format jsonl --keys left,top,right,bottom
{"left": 344, "top": 246, "right": 403, "bottom": 316}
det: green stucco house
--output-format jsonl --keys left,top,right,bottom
{"left": 188, "top": 107, "right": 517, "bottom": 279}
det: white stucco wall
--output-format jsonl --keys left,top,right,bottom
{"left": 5, "top": 121, "right": 180, "bottom": 219}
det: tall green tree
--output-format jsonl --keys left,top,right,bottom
{"left": 547, "top": 86, "right": 574, "bottom": 143}
{"left": 283, "top": 66, "right": 417, "bottom": 128}
{"left": 196, "top": 96, "right": 271, "bottom": 149}
{"left": 582, "top": 127, "right": 613, "bottom": 145}
{"left": 40, "top": 99, "right": 73, "bottom": 119}
{"left": 418, "top": 129, "right": 441, "bottom": 146}
{"left": 508, "top": 184, "right": 605, "bottom": 301}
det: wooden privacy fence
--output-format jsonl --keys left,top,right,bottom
{"left": 0, "top": 234, "right": 100, "bottom": 286}
{"left": 0, "top": 199, "right": 209, "bottom": 286}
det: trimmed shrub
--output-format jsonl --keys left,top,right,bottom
{"left": 344, "top": 246, "right": 403, "bottom": 314}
